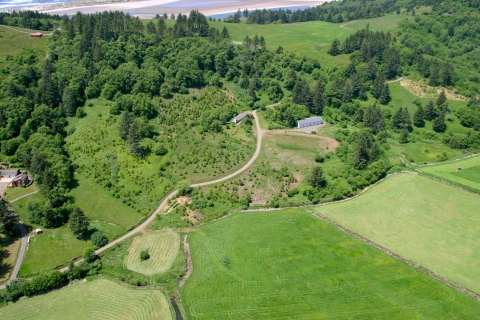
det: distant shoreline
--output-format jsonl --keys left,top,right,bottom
{"left": 6, "top": 0, "right": 330, "bottom": 19}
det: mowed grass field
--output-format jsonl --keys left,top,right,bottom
{"left": 181, "top": 210, "right": 480, "bottom": 319}
{"left": 314, "top": 173, "right": 480, "bottom": 294}
{"left": 0, "top": 278, "right": 172, "bottom": 319}
{"left": 422, "top": 155, "right": 480, "bottom": 191}
{"left": 3, "top": 182, "right": 38, "bottom": 202}
{"left": 125, "top": 230, "right": 180, "bottom": 275}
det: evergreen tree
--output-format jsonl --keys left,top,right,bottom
{"left": 379, "top": 84, "right": 391, "bottom": 105}
{"left": 69, "top": 207, "right": 90, "bottom": 239}
{"left": 371, "top": 73, "right": 385, "bottom": 99}
{"left": 328, "top": 38, "right": 341, "bottom": 56}
{"left": 221, "top": 26, "right": 229, "bottom": 38}
{"left": 128, "top": 121, "right": 142, "bottom": 156}
{"left": 342, "top": 80, "right": 354, "bottom": 102}
{"left": 285, "top": 68, "right": 297, "bottom": 90}
{"left": 312, "top": 78, "right": 325, "bottom": 115}
{"left": 61, "top": 87, "right": 76, "bottom": 116}
{"left": 0, "top": 199, "right": 17, "bottom": 237}
{"left": 436, "top": 91, "right": 447, "bottom": 106}
{"left": 308, "top": 166, "right": 326, "bottom": 189}
{"left": 399, "top": 129, "right": 409, "bottom": 144}
{"left": 424, "top": 100, "right": 436, "bottom": 121}
{"left": 157, "top": 17, "right": 166, "bottom": 36}
{"left": 366, "top": 59, "right": 377, "bottom": 80}
{"left": 413, "top": 105, "right": 425, "bottom": 127}
{"left": 433, "top": 114, "right": 447, "bottom": 133}
{"left": 363, "top": 104, "right": 385, "bottom": 134}
{"left": 292, "top": 77, "right": 311, "bottom": 108}
{"left": 353, "top": 130, "right": 380, "bottom": 170}
{"left": 118, "top": 111, "right": 132, "bottom": 140}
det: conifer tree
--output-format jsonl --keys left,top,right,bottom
{"left": 118, "top": 111, "right": 132, "bottom": 140}
{"left": 353, "top": 130, "right": 379, "bottom": 170}
{"left": 157, "top": 17, "right": 166, "bottom": 36}
{"left": 379, "top": 83, "right": 391, "bottom": 104}
{"left": 312, "top": 78, "right": 325, "bottom": 115}
{"left": 433, "top": 114, "right": 447, "bottom": 133}
{"left": 399, "top": 129, "right": 409, "bottom": 144}
{"left": 363, "top": 104, "right": 385, "bottom": 134}
{"left": 292, "top": 78, "right": 311, "bottom": 107}
{"left": 69, "top": 207, "right": 90, "bottom": 239}
{"left": 371, "top": 73, "right": 385, "bottom": 99}
{"left": 128, "top": 121, "right": 142, "bottom": 156}
{"left": 413, "top": 105, "right": 425, "bottom": 127}
{"left": 424, "top": 100, "right": 436, "bottom": 120}
{"left": 285, "top": 69, "right": 297, "bottom": 90}
{"left": 436, "top": 91, "right": 447, "bottom": 106}
{"left": 328, "top": 38, "right": 341, "bottom": 56}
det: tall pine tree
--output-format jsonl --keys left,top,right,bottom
{"left": 413, "top": 105, "right": 425, "bottom": 127}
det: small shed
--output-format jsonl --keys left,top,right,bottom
{"left": 35, "top": 228, "right": 43, "bottom": 235}
{"left": 298, "top": 116, "right": 323, "bottom": 128}
{"left": 12, "top": 171, "right": 29, "bottom": 187}
{"left": 31, "top": 32, "right": 43, "bottom": 38}
{"left": 232, "top": 112, "right": 250, "bottom": 124}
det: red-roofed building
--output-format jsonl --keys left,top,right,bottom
{"left": 31, "top": 32, "right": 43, "bottom": 38}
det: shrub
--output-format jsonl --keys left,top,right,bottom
{"left": 314, "top": 154, "right": 325, "bottom": 163}
{"left": 91, "top": 231, "right": 109, "bottom": 248}
{"left": 140, "top": 250, "right": 150, "bottom": 261}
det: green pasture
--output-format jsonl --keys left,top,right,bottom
{"left": 11, "top": 193, "right": 88, "bottom": 276}
{"left": 125, "top": 230, "right": 180, "bottom": 275}
{"left": 69, "top": 174, "right": 144, "bottom": 235}
{"left": 181, "top": 209, "right": 480, "bottom": 319}
{"left": 0, "top": 278, "right": 172, "bottom": 319}
{"left": 421, "top": 154, "right": 480, "bottom": 191}
{"left": 3, "top": 182, "right": 38, "bottom": 202}
{"left": 314, "top": 173, "right": 480, "bottom": 294}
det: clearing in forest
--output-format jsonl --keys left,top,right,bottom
{"left": 0, "top": 278, "right": 172, "bottom": 320}
{"left": 421, "top": 155, "right": 480, "bottom": 191}
{"left": 181, "top": 210, "right": 480, "bottom": 319}
{"left": 314, "top": 173, "right": 480, "bottom": 294}
{"left": 125, "top": 230, "right": 180, "bottom": 275}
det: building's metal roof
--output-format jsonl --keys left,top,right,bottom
{"left": 233, "top": 112, "right": 250, "bottom": 122}
{"left": 297, "top": 116, "right": 323, "bottom": 125}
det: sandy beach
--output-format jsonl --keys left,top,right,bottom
{"left": 37, "top": 0, "right": 329, "bottom": 18}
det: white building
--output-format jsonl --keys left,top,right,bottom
{"left": 297, "top": 116, "right": 323, "bottom": 128}
{"left": 232, "top": 112, "right": 250, "bottom": 124}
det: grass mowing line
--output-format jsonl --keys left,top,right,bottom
{"left": 0, "top": 278, "right": 172, "bottom": 319}
{"left": 182, "top": 211, "right": 478, "bottom": 319}
{"left": 314, "top": 174, "right": 480, "bottom": 298}
{"left": 124, "top": 230, "right": 180, "bottom": 275}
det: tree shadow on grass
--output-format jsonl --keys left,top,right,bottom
{"left": 0, "top": 232, "right": 20, "bottom": 282}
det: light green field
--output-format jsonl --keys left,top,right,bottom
{"left": 125, "top": 230, "right": 180, "bottom": 275}
{"left": 181, "top": 209, "right": 480, "bottom": 319}
{"left": 3, "top": 182, "right": 38, "bottom": 202}
{"left": 421, "top": 155, "right": 480, "bottom": 191}
{"left": 69, "top": 174, "right": 144, "bottom": 234}
{"left": 314, "top": 173, "right": 480, "bottom": 294}
{"left": 0, "top": 278, "right": 172, "bottom": 319}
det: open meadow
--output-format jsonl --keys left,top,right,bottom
{"left": 421, "top": 155, "right": 480, "bottom": 191}
{"left": 314, "top": 173, "right": 480, "bottom": 294}
{"left": 125, "top": 230, "right": 180, "bottom": 275}
{"left": 181, "top": 209, "right": 480, "bottom": 319}
{"left": 0, "top": 278, "right": 172, "bottom": 319}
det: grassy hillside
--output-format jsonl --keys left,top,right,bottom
{"left": 314, "top": 173, "right": 480, "bottom": 294}
{"left": 421, "top": 155, "right": 480, "bottom": 191}
{"left": 0, "top": 278, "right": 172, "bottom": 319}
{"left": 181, "top": 209, "right": 480, "bottom": 319}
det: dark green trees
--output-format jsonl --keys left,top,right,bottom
{"left": 0, "top": 199, "right": 17, "bottom": 237}
{"left": 413, "top": 105, "right": 425, "bottom": 127}
{"left": 312, "top": 78, "right": 325, "bottom": 115}
{"left": 363, "top": 104, "right": 385, "bottom": 134}
{"left": 353, "top": 130, "right": 380, "bottom": 170}
{"left": 118, "top": 111, "right": 132, "bottom": 140}
{"left": 308, "top": 166, "right": 326, "bottom": 189}
{"left": 433, "top": 114, "right": 447, "bottom": 133}
{"left": 292, "top": 77, "right": 311, "bottom": 108}
{"left": 69, "top": 207, "right": 90, "bottom": 239}
{"left": 327, "top": 39, "right": 341, "bottom": 56}
{"left": 424, "top": 100, "right": 437, "bottom": 121}
{"left": 392, "top": 107, "right": 412, "bottom": 131}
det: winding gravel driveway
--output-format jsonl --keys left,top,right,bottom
{"left": 59, "top": 110, "right": 264, "bottom": 271}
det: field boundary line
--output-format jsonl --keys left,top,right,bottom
{"left": 308, "top": 210, "right": 480, "bottom": 302}
{"left": 413, "top": 152, "right": 480, "bottom": 168}
{"left": 179, "top": 235, "right": 192, "bottom": 287}
{"left": 419, "top": 172, "right": 480, "bottom": 195}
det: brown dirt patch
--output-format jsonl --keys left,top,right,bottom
{"left": 289, "top": 173, "right": 304, "bottom": 190}
{"left": 400, "top": 78, "right": 467, "bottom": 101}
{"left": 181, "top": 207, "right": 203, "bottom": 224}
{"left": 177, "top": 196, "right": 192, "bottom": 206}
